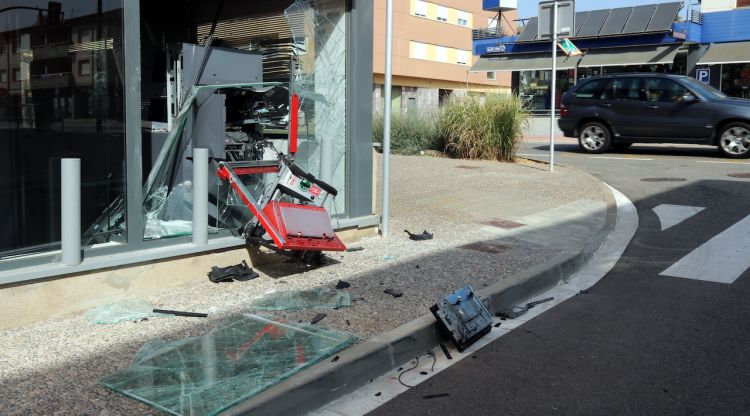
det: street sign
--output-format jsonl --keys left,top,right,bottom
{"left": 557, "top": 38, "right": 581, "bottom": 56}
{"left": 538, "top": 0, "right": 575, "bottom": 39}
{"left": 696, "top": 68, "right": 711, "bottom": 84}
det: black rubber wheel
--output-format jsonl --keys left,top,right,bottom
{"left": 578, "top": 122, "right": 612, "bottom": 154}
{"left": 717, "top": 122, "right": 750, "bottom": 159}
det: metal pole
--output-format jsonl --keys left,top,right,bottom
{"left": 192, "top": 148, "right": 209, "bottom": 245}
{"left": 549, "top": 2, "right": 558, "bottom": 173}
{"left": 61, "top": 158, "right": 81, "bottom": 266}
{"left": 381, "top": 0, "right": 394, "bottom": 237}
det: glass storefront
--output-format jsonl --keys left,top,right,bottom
{"left": 721, "top": 63, "right": 750, "bottom": 99}
{"left": 519, "top": 69, "right": 575, "bottom": 112}
{"left": 0, "top": 1, "right": 125, "bottom": 258}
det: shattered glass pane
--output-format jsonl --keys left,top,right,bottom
{"left": 85, "top": 300, "right": 156, "bottom": 324}
{"left": 250, "top": 288, "right": 351, "bottom": 311}
{"left": 101, "top": 315, "right": 356, "bottom": 416}
{"left": 144, "top": 182, "right": 194, "bottom": 240}
{"left": 285, "top": 0, "right": 347, "bottom": 214}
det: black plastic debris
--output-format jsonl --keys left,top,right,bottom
{"left": 336, "top": 280, "right": 351, "bottom": 289}
{"left": 404, "top": 230, "right": 434, "bottom": 241}
{"left": 207, "top": 260, "right": 259, "bottom": 283}
{"left": 331, "top": 356, "right": 340, "bottom": 363}
{"left": 311, "top": 313, "right": 327, "bottom": 325}
{"left": 346, "top": 320, "right": 351, "bottom": 326}
{"left": 420, "top": 371, "right": 429, "bottom": 375}
{"left": 153, "top": 309, "right": 208, "bottom": 318}
{"left": 494, "top": 322, "right": 502, "bottom": 328}
{"left": 384, "top": 288, "right": 403, "bottom": 298}
{"left": 423, "top": 393, "right": 450, "bottom": 400}
{"left": 439, "top": 343, "right": 453, "bottom": 360}
{"left": 375, "top": 392, "right": 382, "bottom": 397}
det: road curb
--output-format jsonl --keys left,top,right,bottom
{"left": 222, "top": 170, "right": 620, "bottom": 416}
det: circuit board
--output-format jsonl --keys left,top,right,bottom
{"left": 430, "top": 285, "right": 493, "bottom": 352}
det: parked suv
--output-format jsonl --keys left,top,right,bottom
{"left": 558, "top": 73, "right": 750, "bottom": 158}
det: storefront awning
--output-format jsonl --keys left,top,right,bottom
{"left": 578, "top": 44, "right": 682, "bottom": 68}
{"left": 470, "top": 53, "right": 582, "bottom": 72}
{"left": 697, "top": 41, "right": 750, "bottom": 65}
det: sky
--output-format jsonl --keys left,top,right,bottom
{"left": 517, "top": 0, "right": 693, "bottom": 19}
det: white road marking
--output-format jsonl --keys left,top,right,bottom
{"left": 591, "top": 156, "right": 654, "bottom": 161}
{"left": 652, "top": 204, "right": 705, "bottom": 231}
{"left": 517, "top": 153, "right": 550, "bottom": 157}
{"left": 696, "top": 160, "right": 750, "bottom": 165}
{"left": 661, "top": 214, "right": 750, "bottom": 284}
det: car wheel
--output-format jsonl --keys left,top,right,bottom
{"left": 578, "top": 122, "right": 611, "bottom": 154}
{"left": 718, "top": 122, "right": 750, "bottom": 159}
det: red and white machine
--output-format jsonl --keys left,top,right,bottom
{"left": 217, "top": 154, "right": 346, "bottom": 256}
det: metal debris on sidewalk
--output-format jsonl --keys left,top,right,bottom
{"left": 250, "top": 288, "right": 351, "bottom": 311}
{"left": 383, "top": 288, "right": 403, "bottom": 298}
{"left": 100, "top": 315, "right": 356, "bottom": 416}
{"left": 404, "top": 230, "right": 434, "bottom": 241}
{"left": 207, "top": 260, "right": 259, "bottom": 283}
{"left": 496, "top": 297, "right": 555, "bottom": 320}
{"left": 346, "top": 246, "right": 365, "bottom": 252}
{"left": 152, "top": 309, "right": 208, "bottom": 318}
{"left": 423, "top": 393, "right": 450, "bottom": 400}
{"left": 431, "top": 285, "right": 492, "bottom": 352}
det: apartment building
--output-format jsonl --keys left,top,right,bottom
{"left": 701, "top": 0, "right": 750, "bottom": 12}
{"left": 373, "top": 0, "right": 516, "bottom": 115}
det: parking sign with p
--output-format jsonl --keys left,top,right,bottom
{"left": 696, "top": 68, "right": 711, "bottom": 84}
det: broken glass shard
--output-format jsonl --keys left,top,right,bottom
{"left": 250, "top": 288, "right": 351, "bottom": 311}
{"left": 100, "top": 315, "right": 356, "bottom": 416}
{"left": 85, "top": 299, "right": 157, "bottom": 324}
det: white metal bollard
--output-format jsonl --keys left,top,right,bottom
{"left": 192, "top": 148, "right": 209, "bottom": 245}
{"left": 61, "top": 158, "right": 81, "bottom": 266}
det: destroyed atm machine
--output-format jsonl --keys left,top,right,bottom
{"left": 164, "top": 41, "right": 347, "bottom": 260}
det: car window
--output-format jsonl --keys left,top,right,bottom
{"left": 682, "top": 76, "right": 727, "bottom": 99}
{"left": 644, "top": 78, "right": 690, "bottom": 102}
{"left": 575, "top": 79, "right": 608, "bottom": 99}
{"left": 600, "top": 78, "right": 642, "bottom": 101}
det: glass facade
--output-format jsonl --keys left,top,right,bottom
{"left": 721, "top": 63, "right": 750, "bottom": 99}
{"left": 0, "top": 1, "right": 125, "bottom": 258}
{"left": 0, "top": 0, "right": 370, "bottom": 280}
{"left": 519, "top": 69, "right": 575, "bottom": 111}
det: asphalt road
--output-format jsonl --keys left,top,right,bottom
{"left": 368, "top": 142, "right": 750, "bottom": 416}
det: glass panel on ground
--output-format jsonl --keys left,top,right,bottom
{"left": 0, "top": 0, "right": 125, "bottom": 258}
{"left": 101, "top": 315, "right": 356, "bottom": 416}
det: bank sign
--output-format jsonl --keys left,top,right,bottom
{"left": 486, "top": 45, "right": 506, "bottom": 54}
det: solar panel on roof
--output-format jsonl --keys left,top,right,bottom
{"left": 577, "top": 9, "right": 610, "bottom": 37}
{"left": 599, "top": 7, "right": 633, "bottom": 36}
{"left": 575, "top": 11, "right": 590, "bottom": 37}
{"left": 622, "top": 5, "right": 657, "bottom": 34}
{"left": 516, "top": 17, "right": 538, "bottom": 42}
{"left": 646, "top": 2, "right": 682, "bottom": 32}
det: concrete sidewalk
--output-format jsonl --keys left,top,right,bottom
{"left": 0, "top": 154, "right": 614, "bottom": 415}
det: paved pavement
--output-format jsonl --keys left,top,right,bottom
{"left": 367, "top": 141, "right": 750, "bottom": 415}
{"left": 0, "top": 154, "right": 612, "bottom": 415}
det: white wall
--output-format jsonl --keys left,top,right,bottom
{"left": 701, "top": 0, "right": 737, "bottom": 12}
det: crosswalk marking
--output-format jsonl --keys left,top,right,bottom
{"left": 661, "top": 214, "right": 750, "bottom": 284}
{"left": 653, "top": 204, "right": 705, "bottom": 231}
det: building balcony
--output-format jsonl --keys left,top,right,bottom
{"left": 32, "top": 43, "right": 71, "bottom": 60}
{"left": 473, "top": 27, "right": 505, "bottom": 40}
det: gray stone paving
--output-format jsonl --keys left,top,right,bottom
{"left": 0, "top": 154, "right": 608, "bottom": 415}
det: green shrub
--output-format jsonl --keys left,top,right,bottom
{"left": 372, "top": 111, "right": 443, "bottom": 155}
{"left": 437, "top": 93, "right": 528, "bottom": 161}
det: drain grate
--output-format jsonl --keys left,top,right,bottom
{"left": 728, "top": 172, "right": 750, "bottom": 179}
{"left": 641, "top": 177, "right": 686, "bottom": 182}
{"left": 481, "top": 219, "right": 525, "bottom": 229}
{"left": 461, "top": 242, "right": 510, "bottom": 254}
{"left": 456, "top": 165, "right": 481, "bottom": 170}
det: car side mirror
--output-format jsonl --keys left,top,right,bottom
{"left": 682, "top": 93, "right": 698, "bottom": 103}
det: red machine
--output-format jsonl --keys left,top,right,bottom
{"left": 217, "top": 154, "right": 346, "bottom": 256}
